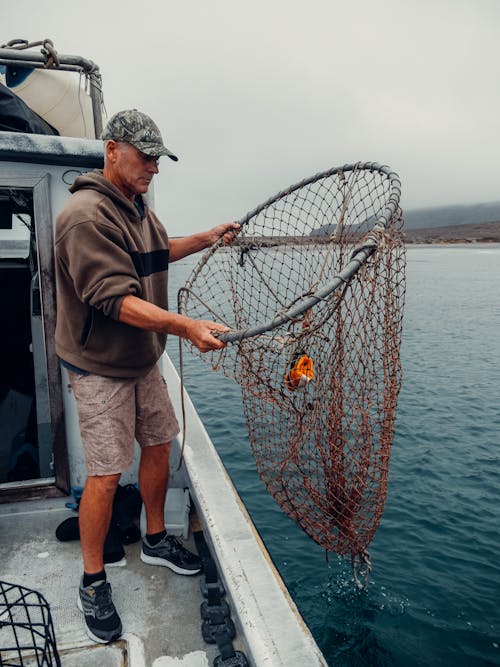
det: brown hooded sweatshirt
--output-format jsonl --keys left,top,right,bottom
{"left": 55, "top": 170, "right": 169, "bottom": 377}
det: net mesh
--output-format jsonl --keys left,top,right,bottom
{"left": 179, "top": 163, "right": 406, "bottom": 561}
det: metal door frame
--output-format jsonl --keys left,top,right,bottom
{"left": 0, "top": 173, "right": 69, "bottom": 501}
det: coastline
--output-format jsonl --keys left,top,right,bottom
{"left": 170, "top": 220, "right": 500, "bottom": 248}
{"left": 405, "top": 241, "right": 500, "bottom": 248}
{"left": 403, "top": 219, "right": 500, "bottom": 245}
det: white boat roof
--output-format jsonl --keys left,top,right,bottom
{"left": 0, "top": 130, "right": 103, "bottom": 167}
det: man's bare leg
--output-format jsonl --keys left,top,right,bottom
{"left": 139, "top": 441, "right": 201, "bottom": 574}
{"left": 138, "top": 442, "right": 171, "bottom": 534}
{"left": 79, "top": 473, "right": 121, "bottom": 574}
{"left": 78, "top": 473, "right": 122, "bottom": 644}
{"left": 139, "top": 443, "right": 202, "bottom": 575}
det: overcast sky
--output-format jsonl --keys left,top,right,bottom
{"left": 3, "top": 0, "right": 499, "bottom": 235}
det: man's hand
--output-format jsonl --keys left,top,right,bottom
{"left": 206, "top": 222, "right": 240, "bottom": 246}
{"left": 184, "top": 319, "right": 230, "bottom": 352}
{"left": 118, "top": 296, "right": 230, "bottom": 352}
{"left": 169, "top": 222, "right": 241, "bottom": 262}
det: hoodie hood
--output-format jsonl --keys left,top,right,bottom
{"left": 70, "top": 169, "right": 145, "bottom": 221}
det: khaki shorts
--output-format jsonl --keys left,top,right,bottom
{"left": 68, "top": 364, "right": 180, "bottom": 476}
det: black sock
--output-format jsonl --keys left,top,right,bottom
{"left": 83, "top": 569, "right": 106, "bottom": 587}
{"left": 146, "top": 529, "right": 167, "bottom": 546}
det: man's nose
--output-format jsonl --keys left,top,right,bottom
{"left": 147, "top": 161, "right": 159, "bottom": 174}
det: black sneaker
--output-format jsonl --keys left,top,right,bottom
{"left": 141, "top": 534, "right": 202, "bottom": 575}
{"left": 77, "top": 578, "right": 122, "bottom": 644}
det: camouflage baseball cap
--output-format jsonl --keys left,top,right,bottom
{"left": 101, "top": 109, "right": 178, "bottom": 161}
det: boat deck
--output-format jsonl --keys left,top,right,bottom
{"left": 0, "top": 496, "right": 228, "bottom": 666}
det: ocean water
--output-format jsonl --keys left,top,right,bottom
{"left": 167, "top": 244, "right": 500, "bottom": 667}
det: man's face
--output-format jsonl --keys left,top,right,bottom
{"left": 106, "top": 140, "right": 159, "bottom": 200}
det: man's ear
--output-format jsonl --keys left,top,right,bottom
{"left": 105, "top": 139, "right": 120, "bottom": 164}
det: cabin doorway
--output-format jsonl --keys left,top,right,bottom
{"left": 0, "top": 178, "right": 68, "bottom": 498}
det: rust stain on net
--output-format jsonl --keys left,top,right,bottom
{"left": 179, "top": 164, "right": 406, "bottom": 563}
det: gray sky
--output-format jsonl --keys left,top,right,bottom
{"left": 3, "top": 0, "right": 499, "bottom": 235}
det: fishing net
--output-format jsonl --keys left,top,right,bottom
{"left": 178, "top": 162, "right": 406, "bottom": 582}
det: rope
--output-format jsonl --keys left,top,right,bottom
{"left": 352, "top": 549, "right": 372, "bottom": 590}
{"left": 1, "top": 38, "right": 60, "bottom": 68}
{"left": 175, "top": 336, "right": 188, "bottom": 472}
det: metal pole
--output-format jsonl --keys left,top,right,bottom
{"left": 216, "top": 245, "right": 376, "bottom": 343}
{"left": 88, "top": 74, "right": 103, "bottom": 139}
{"left": 0, "top": 48, "right": 96, "bottom": 72}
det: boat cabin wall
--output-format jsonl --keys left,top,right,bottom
{"left": 0, "top": 138, "right": 159, "bottom": 495}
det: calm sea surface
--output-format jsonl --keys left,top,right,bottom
{"left": 167, "top": 244, "right": 500, "bottom": 667}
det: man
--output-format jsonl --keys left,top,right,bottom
{"left": 55, "top": 109, "right": 239, "bottom": 644}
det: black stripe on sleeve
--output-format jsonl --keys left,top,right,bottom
{"left": 130, "top": 249, "right": 170, "bottom": 277}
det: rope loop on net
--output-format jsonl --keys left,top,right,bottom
{"left": 352, "top": 549, "right": 372, "bottom": 590}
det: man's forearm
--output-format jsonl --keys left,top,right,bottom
{"left": 118, "top": 294, "right": 191, "bottom": 336}
{"left": 169, "top": 233, "right": 210, "bottom": 262}
{"left": 118, "top": 295, "right": 229, "bottom": 352}
{"left": 169, "top": 222, "right": 240, "bottom": 262}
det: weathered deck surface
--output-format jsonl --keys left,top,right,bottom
{"left": 0, "top": 496, "right": 223, "bottom": 665}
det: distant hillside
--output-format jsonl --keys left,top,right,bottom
{"left": 404, "top": 201, "right": 500, "bottom": 230}
{"left": 308, "top": 201, "right": 500, "bottom": 240}
{"left": 404, "top": 220, "right": 500, "bottom": 244}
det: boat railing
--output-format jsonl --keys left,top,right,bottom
{"left": 0, "top": 39, "right": 103, "bottom": 138}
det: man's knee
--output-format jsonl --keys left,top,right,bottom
{"left": 84, "top": 473, "right": 121, "bottom": 497}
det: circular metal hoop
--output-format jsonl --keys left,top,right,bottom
{"left": 178, "top": 162, "right": 401, "bottom": 343}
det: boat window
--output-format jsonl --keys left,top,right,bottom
{"left": 0, "top": 193, "right": 32, "bottom": 259}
